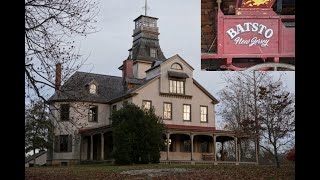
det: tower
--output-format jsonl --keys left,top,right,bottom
{"left": 129, "top": 14, "right": 166, "bottom": 79}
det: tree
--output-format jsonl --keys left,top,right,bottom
{"left": 25, "top": 0, "right": 99, "bottom": 101}
{"left": 111, "top": 103, "right": 166, "bottom": 165}
{"left": 218, "top": 72, "right": 294, "bottom": 167}
{"left": 218, "top": 71, "right": 270, "bottom": 162}
{"left": 25, "top": 100, "right": 53, "bottom": 164}
{"left": 258, "top": 81, "right": 295, "bottom": 168}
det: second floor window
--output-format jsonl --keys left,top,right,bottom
{"left": 60, "top": 104, "right": 70, "bottom": 121}
{"left": 200, "top": 106, "right": 208, "bottom": 122}
{"left": 183, "top": 104, "right": 191, "bottom": 121}
{"left": 169, "top": 80, "right": 184, "bottom": 94}
{"left": 142, "top": 100, "right": 152, "bottom": 110}
{"left": 163, "top": 103, "right": 172, "bottom": 119}
{"left": 88, "top": 105, "right": 98, "bottom": 122}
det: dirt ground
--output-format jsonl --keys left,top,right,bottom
{"left": 25, "top": 163, "right": 295, "bottom": 180}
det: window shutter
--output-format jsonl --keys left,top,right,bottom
{"left": 54, "top": 136, "right": 60, "bottom": 152}
{"left": 68, "top": 135, "right": 73, "bottom": 152}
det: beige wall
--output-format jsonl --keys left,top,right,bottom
{"left": 50, "top": 102, "right": 110, "bottom": 161}
{"left": 132, "top": 78, "right": 215, "bottom": 128}
{"left": 159, "top": 56, "right": 193, "bottom": 95}
{"left": 51, "top": 102, "right": 110, "bottom": 134}
{"left": 133, "top": 61, "right": 152, "bottom": 79}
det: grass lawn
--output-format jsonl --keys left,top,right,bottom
{"left": 25, "top": 163, "right": 295, "bottom": 180}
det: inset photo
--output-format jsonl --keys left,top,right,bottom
{"left": 201, "top": 0, "right": 295, "bottom": 71}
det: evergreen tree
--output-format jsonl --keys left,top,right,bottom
{"left": 111, "top": 103, "right": 165, "bottom": 165}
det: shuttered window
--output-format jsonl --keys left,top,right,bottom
{"left": 54, "top": 135, "right": 72, "bottom": 152}
{"left": 60, "top": 104, "right": 70, "bottom": 121}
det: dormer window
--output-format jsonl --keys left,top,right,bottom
{"left": 171, "top": 63, "right": 182, "bottom": 70}
{"left": 150, "top": 48, "right": 157, "bottom": 58}
{"left": 89, "top": 84, "right": 96, "bottom": 94}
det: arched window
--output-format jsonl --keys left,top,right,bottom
{"left": 89, "top": 84, "right": 96, "bottom": 94}
{"left": 171, "top": 63, "right": 182, "bottom": 70}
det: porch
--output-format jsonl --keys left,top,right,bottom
{"left": 78, "top": 125, "right": 258, "bottom": 165}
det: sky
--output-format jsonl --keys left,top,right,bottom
{"left": 76, "top": 0, "right": 295, "bottom": 98}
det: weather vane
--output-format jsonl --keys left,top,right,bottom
{"left": 142, "top": 0, "right": 150, "bottom": 16}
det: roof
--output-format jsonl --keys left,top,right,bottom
{"left": 161, "top": 54, "right": 195, "bottom": 71}
{"left": 168, "top": 71, "right": 189, "bottom": 78}
{"left": 133, "top": 15, "right": 158, "bottom": 22}
{"left": 193, "top": 79, "right": 219, "bottom": 104}
{"left": 48, "top": 72, "right": 125, "bottom": 103}
{"left": 25, "top": 151, "right": 47, "bottom": 163}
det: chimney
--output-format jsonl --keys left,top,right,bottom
{"left": 122, "top": 59, "right": 134, "bottom": 80}
{"left": 55, "top": 63, "right": 62, "bottom": 90}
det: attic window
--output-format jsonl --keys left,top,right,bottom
{"left": 89, "top": 84, "right": 96, "bottom": 94}
{"left": 171, "top": 63, "right": 182, "bottom": 70}
{"left": 150, "top": 48, "right": 157, "bottom": 58}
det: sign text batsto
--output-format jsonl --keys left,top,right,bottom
{"left": 223, "top": 19, "right": 279, "bottom": 54}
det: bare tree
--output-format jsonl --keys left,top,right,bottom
{"left": 218, "top": 71, "right": 270, "bottom": 163}
{"left": 218, "top": 72, "right": 294, "bottom": 167}
{"left": 25, "top": 0, "right": 99, "bottom": 101}
{"left": 258, "top": 80, "right": 295, "bottom": 168}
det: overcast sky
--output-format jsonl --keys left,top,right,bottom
{"left": 76, "top": 0, "right": 295, "bottom": 98}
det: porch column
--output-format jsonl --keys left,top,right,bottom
{"left": 101, "top": 133, "right": 104, "bottom": 160}
{"left": 79, "top": 135, "right": 82, "bottom": 162}
{"left": 166, "top": 133, "right": 170, "bottom": 160}
{"left": 235, "top": 136, "right": 238, "bottom": 162}
{"left": 213, "top": 135, "right": 216, "bottom": 161}
{"left": 221, "top": 141, "right": 224, "bottom": 161}
{"left": 238, "top": 138, "right": 241, "bottom": 162}
{"left": 190, "top": 134, "right": 194, "bottom": 161}
{"left": 255, "top": 138, "right": 259, "bottom": 164}
{"left": 90, "top": 135, "right": 93, "bottom": 160}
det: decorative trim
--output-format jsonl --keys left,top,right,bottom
{"left": 160, "top": 92, "right": 192, "bottom": 99}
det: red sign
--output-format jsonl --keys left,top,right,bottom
{"left": 223, "top": 18, "right": 279, "bottom": 54}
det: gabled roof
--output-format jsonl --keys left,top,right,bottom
{"left": 161, "top": 54, "right": 195, "bottom": 71}
{"left": 48, "top": 72, "right": 124, "bottom": 103}
{"left": 25, "top": 151, "right": 47, "bottom": 164}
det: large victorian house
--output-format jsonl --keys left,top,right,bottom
{"left": 47, "top": 14, "right": 257, "bottom": 166}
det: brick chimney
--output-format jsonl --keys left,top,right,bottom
{"left": 122, "top": 59, "right": 133, "bottom": 80}
{"left": 55, "top": 63, "right": 62, "bottom": 90}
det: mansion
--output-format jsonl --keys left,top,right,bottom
{"left": 47, "top": 14, "right": 257, "bottom": 166}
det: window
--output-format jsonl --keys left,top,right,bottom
{"left": 112, "top": 105, "right": 117, "bottom": 112}
{"left": 142, "top": 100, "right": 152, "bottom": 110}
{"left": 150, "top": 48, "right": 157, "bottom": 58}
{"left": 89, "top": 84, "right": 96, "bottom": 94}
{"left": 171, "top": 63, "right": 182, "bottom": 70}
{"left": 88, "top": 105, "right": 98, "bottom": 122}
{"left": 60, "top": 104, "right": 69, "bottom": 121}
{"left": 169, "top": 80, "right": 184, "bottom": 94}
{"left": 54, "top": 135, "right": 72, "bottom": 152}
{"left": 200, "top": 106, "right": 208, "bottom": 122}
{"left": 183, "top": 104, "right": 191, "bottom": 121}
{"left": 163, "top": 103, "right": 172, "bottom": 119}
